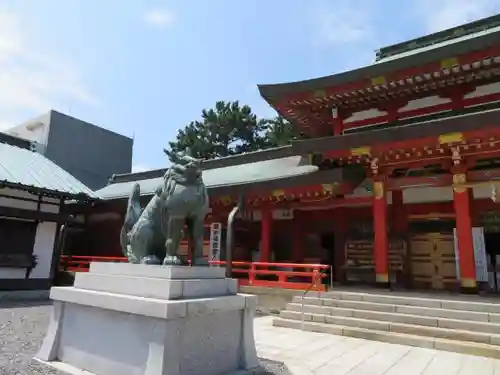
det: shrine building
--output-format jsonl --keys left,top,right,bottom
{"left": 65, "top": 14, "right": 500, "bottom": 294}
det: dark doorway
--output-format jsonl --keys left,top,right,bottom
{"left": 321, "top": 232, "right": 335, "bottom": 286}
{"left": 0, "top": 218, "right": 37, "bottom": 267}
{"left": 484, "top": 232, "right": 500, "bottom": 292}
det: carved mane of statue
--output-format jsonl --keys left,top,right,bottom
{"left": 121, "top": 148, "right": 209, "bottom": 266}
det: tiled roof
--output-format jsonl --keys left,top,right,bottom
{"left": 96, "top": 156, "right": 318, "bottom": 200}
{"left": 0, "top": 141, "right": 97, "bottom": 199}
{"left": 375, "top": 24, "right": 500, "bottom": 63}
{"left": 376, "top": 14, "right": 500, "bottom": 61}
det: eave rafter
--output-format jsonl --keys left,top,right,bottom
{"left": 209, "top": 182, "right": 345, "bottom": 209}
{"left": 320, "top": 131, "right": 500, "bottom": 176}
{"left": 277, "top": 48, "right": 500, "bottom": 135}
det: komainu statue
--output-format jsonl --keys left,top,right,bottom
{"left": 121, "top": 148, "right": 209, "bottom": 266}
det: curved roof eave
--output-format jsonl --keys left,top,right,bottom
{"left": 258, "top": 27, "right": 500, "bottom": 102}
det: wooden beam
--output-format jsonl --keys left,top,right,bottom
{"left": 0, "top": 180, "right": 96, "bottom": 202}
{"left": 0, "top": 205, "right": 74, "bottom": 223}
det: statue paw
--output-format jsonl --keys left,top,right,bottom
{"left": 140, "top": 255, "right": 161, "bottom": 265}
{"left": 162, "top": 255, "right": 182, "bottom": 266}
{"left": 191, "top": 257, "right": 209, "bottom": 267}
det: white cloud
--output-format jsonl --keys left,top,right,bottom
{"left": 416, "top": 0, "right": 500, "bottom": 33}
{"left": 132, "top": 164, "right": 151, "bottom": 173}
{"left": 0, "top": 8, "right": 96, "bottom": 130}
{"left": 143, "top": 9, "right": 175, "bottom": 29}
{"left": 310, "top": 1, "right": 374, "bottom": 47}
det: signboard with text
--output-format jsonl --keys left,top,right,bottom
{"left": 453, "top": 227, "right": 488, "bottom": 282}
{"left": 210, "top": 222, "right": 222, "bottom": 265}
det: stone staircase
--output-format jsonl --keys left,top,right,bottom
{"left": 274, "top": 290, "right": 500, "bottom": 358}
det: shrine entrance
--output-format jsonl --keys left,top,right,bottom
{"left": 320, "top": 232, "right": 335, "bottom": 283}
{"left": 408, "top": 218, "right": 457, "bottom": 291}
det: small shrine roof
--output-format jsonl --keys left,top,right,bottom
{"left": 95, "top": 155, "right": 319, "bottom": 200}
{"left": 0, "top": 136, "right": 97, "bottom": 200}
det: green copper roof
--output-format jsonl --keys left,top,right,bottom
{"left": 376, "top": 24, "right": 500, "bottom": 63}
{"left": 376, "top": 14, "right": 500, "bottom": 61}
{"left": 0, "top": 141, "right": 97, "bottom": 198}
{"left": 96, "top": 156, "right": 318, "bottom": 200}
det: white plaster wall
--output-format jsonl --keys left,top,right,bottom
{"left": 0, "top": 268, "right": 26, "bottom": 279}
{"left": 31, "top": 222, "right": 57, "bottom": 279}
{"left": 344, "top": 108, "right": 387, "bottom": 123}
{"left": 6, "top": 121, "right": 50, "bottom": 146}
{"left": 465, "top": 82, "right": 500, "bottom": 99}
{"left": 402, "top": 185, "right": 495, "bottom": 203}
{"left": 399, "top": 96, "right": 451, "bottom": 112}
{"left": 343, "top": 183, "right": 496, "bottom": 205}
{"left": 0, "top": 188, "right": 59, "bottom": 281}
{"left": 403, "top": 186, "right": 454, "bottom": 203}
{"left": 243, "top": 209, "right": 295, "bottom": 222}
{"left": 344, "top": 83, "right": 500, "bottom": 129}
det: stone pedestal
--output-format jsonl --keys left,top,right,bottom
{"left": 35, "top": 263, "right": 259, "bottom": 375}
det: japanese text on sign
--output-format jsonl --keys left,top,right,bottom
{"left": 210, "top": 222, "right": 222, "bottom": 263}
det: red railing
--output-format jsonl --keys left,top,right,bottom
{"left": 60, "top": 255, "right": 128, "bottom": 272}
{"left": 59, "top": 256, "right": 329, "bottom": 291}
{"left": 208, "top": 261, "right": 329, "bottom": 291}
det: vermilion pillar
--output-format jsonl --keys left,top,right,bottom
{"left": 260, "top": 208, "right": 272, "bottom": 262}
{"left": 332, "top": 116, "right": 343, "bottom": 135}
{"left": 453, "top": 173, "right": 477, "bottom": 293}
{"left": 373, "top": 180, "right": 389, "bottom": 287}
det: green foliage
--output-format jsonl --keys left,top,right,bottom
{"left": 165, "top": 101, "right": 299, "bottom": 161}
{"left": 262, "top": 115, "right": 300, "bottom": 147}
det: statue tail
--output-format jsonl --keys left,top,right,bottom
{"left": 121, "top": 183, "right": 143, "bottom": 257}
{"left": 120, "top": 228, "right": 131, "bottom": 258}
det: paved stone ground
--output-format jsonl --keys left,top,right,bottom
{"left": 255, "top": 316, "right": 500, "bottom": 375}
{"left": 7, "top": 300, "right": 500, "bottom": 375}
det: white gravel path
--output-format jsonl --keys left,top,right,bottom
{"left": 0, "top": 301, "right": 63, "bottom": 375}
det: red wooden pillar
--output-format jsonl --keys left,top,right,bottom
{"left": 332, "top": 116, "right": 343, "bottom": 136}
{"left": 373, "top": 180, "right": 389, "bottom": 287}
{"left": 291, "top": 210, "right": 302, "bottom": 262}
{"left": 260, "top": 208, "right": 272, "bottom": 262}
{"left": 453, "top": 173, "right": 477, "bottom": 293}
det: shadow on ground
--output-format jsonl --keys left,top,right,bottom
{"left": 0, "top": 300, "right": 52, "bottom": 310}
{"left": 258, "top": 358, "right": 292, "bottom": 375}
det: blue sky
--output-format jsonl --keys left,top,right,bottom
{"left": 2, "top": 0, "right": 500, "bottom": 171}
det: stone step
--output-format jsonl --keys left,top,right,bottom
{"left": 286, "top": 303, "right": 500, "bottom": 331}
{"left": 291, "top": 296, "right": 500, "bottom": 322}
{"left": 273, "top": 318, "right": 500, "bottom": 359}
{"left": 88, "top": 262, "right": 226, "bottom": 279}
{"left": 74, "top": 272, "right": 237, "bottom": 300}
{"left": 318, "top": 291, "right": 500, "bottom": 314}
{"left": 280, "top": 310, "right": 500, "bottom": 345}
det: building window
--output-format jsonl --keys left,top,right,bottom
{"left": 0, "top": 219, "right": 37, "bottom": 267}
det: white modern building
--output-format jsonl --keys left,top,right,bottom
{"left": 5, "top": 110, "right": 133, "bottom": 190}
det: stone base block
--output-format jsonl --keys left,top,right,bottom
{"left": 35, "top": 263, "right": 259, "bottom": 375}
